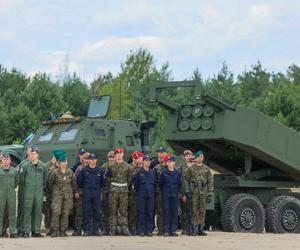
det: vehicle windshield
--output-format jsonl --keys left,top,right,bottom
{"left": 87, "top": 96, "right": 111, "bottom": 118}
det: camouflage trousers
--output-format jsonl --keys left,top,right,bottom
{"left": 51, "top": 196, "right": 73, "bottom": 232}
{"left": 180, "top": 199, "right": 189, "bottom": 231}
{"left": 109, "top": 191, "right": 128, "bottom": 227}
{"left": 42, "top": 194, "right": 52, "bottom": 229}
{"left": 16, "top": 187, "right": 24, "bottom": 234}
{"left": 191, "top": 194, "right": 207, "bottom": 225}
{"left": 155, "top": 192, "right": 163, "bottom": 233}
{"left": 128, "top": 191, "right": 137, "bottom": 231}
{"left": 74, "top": 195, "right": 83, "bottom": 230}
{"left": 101, "top": 189, "right": 110, "bottom": 232}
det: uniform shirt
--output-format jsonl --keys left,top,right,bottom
{"left": 48, "top": 168, "right": 76, "bottom": 199}
{"left": 154, "top": 163, "right": 166, "bottom": 194}
{"left": 19, "top": 160, "right": 47, "bottom": 191}
{"left": 184, "top": 163, "right": 213, "bottom": 195}
{"left": 74, "top": 164, "right": 85, "bottom": 194}
{"left": 133, "top": 167, "right": 156, "bottom": 198}
{"left": 108, "top": 162, "right": 132, "bottom": 192}
{"left": 129, "top": 164, "right": 142, "bottom": 193}
{"left": 101, "top": 162, "right": 112, "bottom": 191}
{"left": 0, "top": 167, "right": 19, "bottom": 192}
{"left": 77, "top": 165, "right": 105, "bottom": 191}
{"left": 179, "top": 162, "right": 193, "bottom": 196}
{"left": 159, "top": 168, "right": 182, "bottom": 198}
{"left": 71, "top": 160, "right": 81, "bottom": 173}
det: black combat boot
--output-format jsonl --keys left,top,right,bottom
{"left": 51, "top": 231, "right": 58, "bottom": 237}
{"left": 32, "top": 232, "right": 43, "bottom": 237}
{"left": 10, "top": 234, "right": 19, "bottom": 238}
{"left": 59, "top": 231, "right": 68, "bottom": 237}
{"left": 72, "top": 229, "right": 82, "bottom": 236}
{"left": 198, "top": 224, "right": 207, "bottom": 236}
{"left": 116, "top": 226, "right": 122, "bottom": 235}
{"left": 192, "top": 225, "right": 198, "bottom": 236}
{"left": 121, "top": 226, "right": 131, "bottom": 236}
{"left": 109, "top": 226, "right": 116, "bottom": 236}
{"left": 23, "top": 233, "right": 30, "bottom": 238}
{"left": 94, "top": 230, "right": 104, "bottom": 236}
{"left": 130, "top": 227, "right": 136, "bottom": 235}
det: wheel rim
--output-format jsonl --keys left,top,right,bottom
{"left": 282, "top": 208, "right": 298, "bottom": 231}
{"left": 239, "top": 207, "right": 256, "bottom": 229}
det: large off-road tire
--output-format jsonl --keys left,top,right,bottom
{"left": 266, "top": 195, "right": 300, "bottom": 233}
{"left": 221, "top": 193, "right": 265, "bottom": 233}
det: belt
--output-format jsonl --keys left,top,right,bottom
{"left": 111, "top": 182, "right": 128, "bottom": 187}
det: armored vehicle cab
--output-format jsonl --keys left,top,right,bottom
{"left": 150, "top": 81, "right": 300, "bottom": 234}
{"left": 1, "top": 96, "right": 154, "bottom": 166}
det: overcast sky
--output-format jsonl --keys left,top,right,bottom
{"left": 0, "top": 0, "right": 299, "bottom": 82}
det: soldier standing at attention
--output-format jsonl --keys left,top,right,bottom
{"left": 43, "top": 148, "right": 61, "bottom": 235}
{"left": 179, "top": 150, "right": 194, "bottom": 235}
{"left": 154, "top": 147, "right": 168, "bottom": 235}
{"left": 183, "top": 150, "right": 213, "bottom": 236}
{"left": 100, "top": 151, "right": 114, "bottom": 235}
{"left": 0, "top": 153, "right": 19, "bottom": 238}
{"left": 128, "top": 151, "right": 144, "bottom": 235}
{"left": 134, "top": 155, "right": 156, "bottom": 237}
{"left": 16, "top": 147, "right": 32, "bottom": 237}
{"left": 48, "top": 150, "right": 76, "bottom": 237}
{"left": 19, "top": 146, "right": 47, "bottom": 238}
{"left": 159, "top": 155, "right": 182, "bottom": 237}
{"left": 77, "top": 153, "right": 105, "bottom": 236}
{"left": 72, "top": 152, "right": 90, "bottom": 236}
{"left": 108, "top": 148, "right": 132, "bottom": 236}
{"left": 0, "top": 150, "right": 8, "bottom": 238}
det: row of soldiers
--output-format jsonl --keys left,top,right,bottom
{"left": 0, "top": 146, "right": 213, "bottom": 238}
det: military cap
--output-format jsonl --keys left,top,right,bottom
{"left": 83, "top": 152, "right": 90, "bottom": 159}
{"left": 183, "top": 150, "right": 193, "bottom": 156}
{"left": 114, "top": 148, "right": 124, "bottom": 154}
{"left": 132, "top": 151, "right": 144, "bottom": 159}
{"left": 2, "top": 152, "right": 10, "bottom": 159}
{"left": 107, "top": 151, "right": 115, "bottom": 157}
{"left": 78, "top": 148, "right": 86, "bottom": 155}
{"left": 28, "top": 145, "right": 39, "bottom": 153}
{"left": 53, "top": 148, "right": 64, "bottom": 159}
{"left": 167, "top": 155, "right": 175, "bottom": 162}
{"left": 143, "top": 155, "right": 152, "bottom": 161}
{"left": 157, "top": 147, "right": 166, "bottom": 153}
{"left": 56, "top": 150, "right": 67, "bottom": 162}
{"left": 87, "top": 153, "right": 97, "bottom": 159}
{"left": 194, "top": 150, "right": 204, "bottom": 158}
{"left": 162, "top": 153, "right": 172, "bottom": 163}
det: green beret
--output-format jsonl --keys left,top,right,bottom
{"left": 55, "top": 150, "right": 67, "bottom": 162}
{"left": 194, "top": 150, "right": 204, "bottom": 158}
{"left": 53, "top": 148, "right": 64, "bottom": 160}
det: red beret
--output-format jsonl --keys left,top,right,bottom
{"left": 162, "top": 153, "right": 171, "bottom": 163}
{"left": 132, "top": 151, "right": 144, "bottom": 159}
{"left": 115, "top": 148, "right": 124, "bottom": 154}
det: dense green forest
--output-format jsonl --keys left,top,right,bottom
{"left": 1, "top": 48, "right": 299, "bottom": 153}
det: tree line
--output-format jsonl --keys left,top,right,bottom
{"left": 1, "top": 48, "right": 299, "bottom": 153}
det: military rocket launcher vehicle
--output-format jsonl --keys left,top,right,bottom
{"left": 150, "top": 81, "right": 300, "bottom": 234}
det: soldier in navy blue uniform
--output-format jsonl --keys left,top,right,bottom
{"left": 134, "top": 155, "right": 156, "bottom": 237}
{"left": 159, "top": 155, "right": 182, "bottom": 236}
{"left": 76, "top": 153, "right": 105, "bottom": 236}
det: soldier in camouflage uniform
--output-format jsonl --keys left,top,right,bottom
{"left": 128, "top": 151, "right": 144, "bottom": 235}
{"left": 100, "top": 151, "right": 114, "bottom": 235}
{"left": 72, "top": 152, "right": 90, "bottom": 236}
{"left": 183, "top": 150, "right": 213, "bottom": 236}
{"left": 43, "top": 149, "right": 61, "bottom": 234}
{"left": 0, "top": 151, "right": 8, "bottom": 238}
{"left": 179, "top": 150, "right": 194, "bottom": 235}
{"left": 48, "top": 150, "right": 76, "bottom": 237}
{"left": 154, "top": 147, "right": 168, "bottom": 235}
{"left": 0, "top": 153, "right": 19, "bottom": 238}
{"left": 108, "top": 148, "right": 132, "bottom": 236}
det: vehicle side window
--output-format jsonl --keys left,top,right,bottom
{"left": 38, "top": 132, "right": 53, "bottom": 142}
{"left": 59, "top": 128, "right": 78, "bottom": 141}
{"left": 95, "top": 129, "right": 106, "bottom": 139}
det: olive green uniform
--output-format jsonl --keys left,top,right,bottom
{"left": 48, "top": 168, "right": 76, "bottom": 233}
{"left": 109, "top": 162, "right": 132, "bottom": 227}
{"left": 0, "top": 161, "right": 9, "bottom": 236}
{"left": 0, "top": 167, "right": 19, "bottom": 235}
{"left": 128, "top": 164, "right": 140, "bottom": 234}
{"left": 184, "top": 163, "right": 213, "bottom": 225}
{"left": 101, "top": 162, "right": 112, "bottom": 233}
{"left": 154, "top": 162, "right": 165, "bottom": 234}
{"left": 74, "top": 164, "right": 84, "bottom": 231}
{"left": 16, "top": 159, "right": 29, "bottom": 234}
{"left": 19, "top": 160, "right": 47, "bottom": 234}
